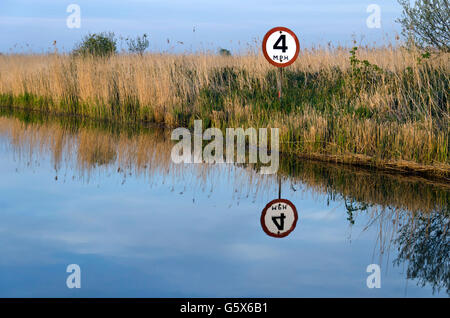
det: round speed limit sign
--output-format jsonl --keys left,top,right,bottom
{"left": 261, "top": 199, "right": 298, "bottom": 238}
{"left": 262, "top": 27, "right": 300, "bottom": 67}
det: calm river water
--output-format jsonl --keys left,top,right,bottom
{"left": 0, "top": 109, "right": 448, "bottom": 297}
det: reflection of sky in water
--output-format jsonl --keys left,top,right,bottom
{"left": 0, "top": 136, "right": 446, "bottom": 297}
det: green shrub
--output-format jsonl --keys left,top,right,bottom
{"left": 73, "top": 32, "right": 117, "bottom": 57}
{"left": 218, "top": 48, "right": 231, "bottom": 56}
{"left": 126, "top": 33, "right": 149, "bottom": 56}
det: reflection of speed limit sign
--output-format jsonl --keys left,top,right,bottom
{"left": 262, "top": 27, "right": 300, "bottom": 67}
{"left": 261, "top": 199, "right": 298, "bottom": 238}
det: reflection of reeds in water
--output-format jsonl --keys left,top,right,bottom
{"left": 280, "top": 158, "right": 449, "bottom": 214}
{"left": 280, "top": 154, "right": 449, "bottom": 294}
{"left": 394, "top": 210, "right": 449, "bottom": 295}
{"left": 77, "top": 130, "right": 117, "bottom": 167}
{"left": 0, "top": 111, "right": 448, "bottom": 215}
{"left": 0, "top": 111, "right": 448, "bottom": 293}
{"left": 280, "top": 158, "right": 448, "bottom": 281}
{"left": 0, "top": 113, "right": 276, "bottom": 197}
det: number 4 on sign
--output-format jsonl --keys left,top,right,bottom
{"left": 273, "top": 34, "right": 288, "bottom": 53}
{"left": 262, "top": 27, "right": 299, "bottom": 68}
{"left": 272, "top": 213, "right": 286, "bottom": 231}
{"left": 260, "top": 198, "right": 298, "bottom": 238}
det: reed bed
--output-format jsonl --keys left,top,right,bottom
{"left": 0, "top": 47, "right": 448, "bottom": 177}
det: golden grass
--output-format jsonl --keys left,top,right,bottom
{"left": 0, "top": 46, "right": 448, "bottom": 176}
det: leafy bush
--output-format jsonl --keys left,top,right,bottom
{"left": 126, "top": 33, "right": 149, "bottom": 55}
{"left": 73, "top": 32, "right": 117, "bottom": 57}
{"left": 218, "top": 48, "right": 231, "bottom": 56}
{"left": 349, "top": 47, "right": 384, "bottom": 95}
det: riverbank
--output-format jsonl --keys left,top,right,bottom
{"left": 0, "top": 47, "right": 448, "bottom": 179}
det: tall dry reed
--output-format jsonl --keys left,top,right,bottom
{"left": 0, "top": 47, "right": 448, "bottom": 176}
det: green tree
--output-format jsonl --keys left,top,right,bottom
{"left": 397, "top": 0, "right": 450, "bottom": 52}
{"left": 126, "top": 33, "right": 150, "bottom": 56}
{"left": 73, "top": 32, "right": 117, "bottom": 57}
{"left": 218, "top": 48, "right": 231, "bottom": 56}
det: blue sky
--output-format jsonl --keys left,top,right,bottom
{"left": 0, "top": 0, "right": 404, "bottom": 53}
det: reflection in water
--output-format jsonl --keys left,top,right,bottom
{"left": 394, "top": 211, "right": 449, "bottom": 295}
{"left": 343, "top": 199, "right": 371, "bottom": 225}
{"left": 0, "top": 108, "right": 448, "bottom": 296}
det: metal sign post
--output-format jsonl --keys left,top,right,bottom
{"left": 262, "top": 26, "right": 299, "bottom": 109}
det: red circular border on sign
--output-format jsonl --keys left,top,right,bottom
{"left": 260, "top": 198, "right": 298, "bottom": 238}
{"left": 262, "top": 26, "right": 300, "bottom": 68}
